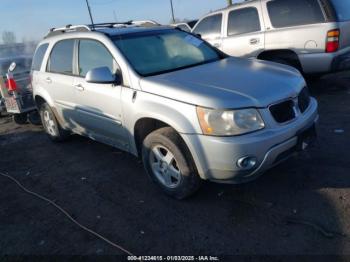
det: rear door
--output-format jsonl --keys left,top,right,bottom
{"left": 72, "top": 39, "right": 128, "bottom": 149}
{"left": 192, "top": 13, "right": 223, "bottom": 50}
{"left": 31, "top": 43, "right": 49, "bottom": 92}
{"left": 45, "top": 39, "right": 77, "bottom": 129}
{"left": 221, "top": 4, "right": 265, "bottom": 57}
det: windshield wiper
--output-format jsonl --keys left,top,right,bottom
{"left": 143, "top": 58, "right": 222, "bottom": 77}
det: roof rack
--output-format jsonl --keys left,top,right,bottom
{"left": 214, "top": 0, "right": 258, "bottom": 13}
{"left": 45, "top": 24, "right": 91, "bottom": 38}
{"left": 45, "top": 20, "right": 160, "bottom": 38}
{"left": 89, "top": 20, "right": 159, "bottom": 29}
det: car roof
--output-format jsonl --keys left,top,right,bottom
{"left": 97, "top": 25, "right": 174, "bottom": 37}
{"left": 43, "top": 24, "right": 176, "bottom": 40}
{"left": 210, "top": 0, "right": 260, "bottom": 13}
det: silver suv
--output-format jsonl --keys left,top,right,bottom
{"left": 192, "top": 0, "right": 350, "bottom": 75}
{"left": 32, "top": 22, "right": 318, "bottom": 199}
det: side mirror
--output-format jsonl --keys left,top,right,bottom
{"left": 8, "top": 62, "right": 16, "bottom": 73}
{"left": 85, "top": 67, "right": 121, "bottom": 85}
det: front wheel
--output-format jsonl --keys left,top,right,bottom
{"left": 142, "top": 127, "right": 202, "bottom": 199}
{"left": 39, "top": 103, "right": 70, "bottom": 142}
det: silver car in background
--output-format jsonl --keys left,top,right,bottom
{"left": 192, "top": 0, "right": 350, "bottom": 75}
{"left": 171, "top": 20, "right": 198, "bottom": 32}
{"left": 32, "top": 23, "right": 318, "bottom": 199}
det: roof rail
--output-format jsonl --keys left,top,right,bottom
{"left": 89, "top": 21, "right": 134, "bottom": 28}
{"left": 89, "top": 20, "right": 159, "bottom": 28}
{"left": 44, "top": 20, "right": 160, "bottom": 38}
{"left": 45, "top": 24, "right": 91, "bottom": 38}
{"left": 214, "top": 0, "right": 258, "bottom": 12}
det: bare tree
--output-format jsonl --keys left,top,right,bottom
{"left": 2, "top": 31, "right": 16, "bottom": 44}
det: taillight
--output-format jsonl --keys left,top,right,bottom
{"left": 326, "top": 29, "right": 340, "bottom": 53}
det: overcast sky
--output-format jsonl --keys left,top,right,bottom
{"left": 1, "top": 0, "right": 235, "bottom": 43}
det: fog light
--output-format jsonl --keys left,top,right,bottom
{"left": 237, "top": 156, "right": 257, "bottom": 170}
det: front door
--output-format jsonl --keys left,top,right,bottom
{"left": 192, "top": 13, "right": 224, "bottom": 50}
{"left": 73, "top": 39, "right": 128, "bottom": 150}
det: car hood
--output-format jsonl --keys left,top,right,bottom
{"left": 139, "top": 57, "right": 306, "bottom": 109}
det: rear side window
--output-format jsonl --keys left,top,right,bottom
{"left": 32, "top": 44, "right": 49, "bottom": 71}
{"left": 78, "top": 40, "right": 117, "bottom": 77}
{"left": 193, "top": 14, "right": 222, "bottom": 37}
{"left": 267, "top": 0, "right": 325, "bottom": 28}
{"left": 47, "top": 40, "right": 74, "bottom": 75}
{"left": 228, "top": 7, "right": 261, "bottom": 36}
{"left": 330, "top": 0, "right": 350, "bottom": 21}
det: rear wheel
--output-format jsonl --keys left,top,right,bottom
{"left": 13, "top": 113, "right": 28, "bottom": 125}
{"left": 142, "top": 127, "right": 202, "bottom": 199}
{"left": 39, "top": 103, "right": 70, "bottom": 142}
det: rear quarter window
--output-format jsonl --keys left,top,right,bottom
{"left": 330, "top": 0, "right": 350, "bottom": 21}
{"left": 267, "top": 0, "right": 325, "bottom": 28}
{"left": 31, "top": 44, "right": 49, "bottom": 71}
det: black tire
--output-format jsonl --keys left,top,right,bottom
{"left": 28, "top": 111, "right": 42, "bottom": 126}
{"left": 13, "top": 113, "right": 28, "bottom": 125}
{"left": 269, "top": 57, "right": 294, "bottom": 67}
{"left": 142, "top": 127, "right": 202, "bottom": 199}
{"left": 304, "top": 74, "right": 322, "bottom": 85}
{"left": 39, "top": 103, "right": 70, "bottom": 142}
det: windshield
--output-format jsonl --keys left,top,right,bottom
{"left": 113, "top": 30, "right": 222, "bottom": 76}
{"left": 330, "top": 0, "right": 350, "bottom": 21}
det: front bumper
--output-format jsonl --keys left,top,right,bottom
{"left": 181, "top": 98, "right": 318, "bottom": 184}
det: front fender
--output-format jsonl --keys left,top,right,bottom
{"left": 121, "top": 88, "right": 202, "bottom": 155}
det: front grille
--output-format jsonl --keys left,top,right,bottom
{"left": 298, "top": 87, "right": 311, "bottom": 113}
{"left": 269, "top": 87, "right": 311, "bottom": 124}
{"left": 269, "top": 100, "right": 295, "bottom": 123}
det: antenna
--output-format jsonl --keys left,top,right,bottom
{"left": 170, "top": 0, "right": 175, "bottom": 23}
{"left": 113, "top": 10, "right": 118, "bottom": 22}
{"left": 85, "top": 0, "right": 95, "bottom": 30}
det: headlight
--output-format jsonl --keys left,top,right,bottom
{"left": 196, "top": 107, "right": 265, "bottom": 136}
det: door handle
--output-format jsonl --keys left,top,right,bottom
{"left": 250, "top": 38, "right": 259, "bottom": 45}
{"left": 45, "top": 77, "right": 52, "bottom": 84}
{"left": 74, "top": 84, "right": 85, "bottom": 91}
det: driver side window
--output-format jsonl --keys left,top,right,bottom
{"left": 78, "top": 40, "right": 119, "bottom": 77}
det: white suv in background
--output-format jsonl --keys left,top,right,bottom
{"left": 192, "top": 0, "right": 350, "bottom": 75}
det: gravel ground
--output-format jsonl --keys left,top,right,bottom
{"left": 0, "top": 73, "right": 350, "bottom": 258}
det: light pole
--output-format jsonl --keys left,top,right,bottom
{"left": 170, "top": 0, "right": 175, "bottom": 23}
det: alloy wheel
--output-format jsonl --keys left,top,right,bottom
{"left": 149, "top": 145, "right": 182, "bottom": 188}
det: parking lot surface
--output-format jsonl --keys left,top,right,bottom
{"left": 0, "top": 73, "right": 350, "bottom": 256}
